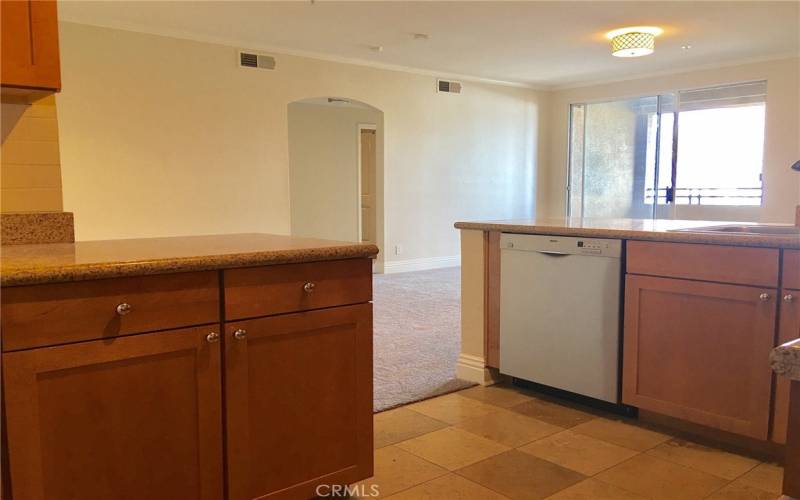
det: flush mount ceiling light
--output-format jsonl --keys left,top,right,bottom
{"left": 606, "top": 26, "right": 663, "bottom": 58}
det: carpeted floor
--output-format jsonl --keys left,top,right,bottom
{"left": 373, "top": 266, "right": 474, "bottom": 412}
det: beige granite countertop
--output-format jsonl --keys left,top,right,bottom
{"left": 1, "top": 233, "right": 379, "bottom": 287}
{"left": 772, "top": 339, "right": 800, "bottom": 382}
{"left": 455, "top": 218, "right": 800, "bottom": 249}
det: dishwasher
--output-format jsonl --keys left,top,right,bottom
{"left": 499, "top": 233, "right": 623, "bottom": 403}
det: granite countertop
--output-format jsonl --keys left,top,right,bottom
{"left": 771, "top": 339, "right": 800, "bottom": 382}
{"left": 454, "top": 218, "right": 800, "bottom": 249}
{"left": 1, "top": 233, "right": 379, "bottom": 287}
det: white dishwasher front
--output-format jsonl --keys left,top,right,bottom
{"left": 499, "top": 233, "right": 622, "bottom": 403}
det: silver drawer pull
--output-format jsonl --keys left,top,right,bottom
{"left": 303, "top": 282, "right": 316, "bottom": 293}
{"left": 759, "top": 293, "right": 771, "bottom": 302}
{"left": 234, "top": 329, "right": 248, "bottom": 340}
{"left": 116, "top": 303, "right": 132, "bottom": 315}
{"left": 206, "top": 332, "right": 220, "bottom": 343}
{"left": 784, "top": 294, "right": 795, "bottom": 303}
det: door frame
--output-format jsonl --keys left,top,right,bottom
{"left": 357, "top": 123, "right": 378, "bottom": 270}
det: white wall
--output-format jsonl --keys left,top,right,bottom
{"left": 57, "top": 22, "right": 546, "bottom": 264}
{"left": 287, "top": 102, "right": 382, "bottom": 244}
{"left": 540, "top": 58, "right": 800, "bottom": 223}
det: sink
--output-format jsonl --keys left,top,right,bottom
{"left": 672, "top": 224, "right": 800, "bottom": 236}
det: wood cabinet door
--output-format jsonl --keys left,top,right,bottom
{"left": 3, "top": 326, "right": 223, "bottom": 500}
{"left": 0, "top": 0, "right": 61, "bottom": 90}
{"left": 772, "top": 289, "right": 800, "bottom": 444}
{"left": 623, "top": 275, "right": 777, "bottom": 439}
{"left": 225, "top": 304, "right": 373, "bottom": 500}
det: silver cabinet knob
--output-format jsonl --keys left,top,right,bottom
{"left": 116, "top": 303, "right": 132, "bottom": 315}
{"left": 303, "top": 282, "right": 315, "bottom": 293}
{"left": 784, "top": 294, "right": 795, "bottom": 302}
{"left": 206, "top": 332, "right": 220, "bottom": 343}
{"left": 234, "top": 329, "right": 247, "bottom": 340}
{"left": 759, "top": 293, "right": 771, "bottom": 302}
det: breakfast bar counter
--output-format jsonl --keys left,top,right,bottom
{"left": 454, "top": 217, "right": 800, "bottom": 249}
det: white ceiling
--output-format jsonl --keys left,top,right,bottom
{"left": 58, "top": 1, "right": 799, "bottom": 88}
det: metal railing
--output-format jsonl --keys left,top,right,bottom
{"left": 644, "top": 186, "right": 763, "bottom": 205}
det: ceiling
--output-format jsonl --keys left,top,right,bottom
{"left": 58, "top": 1, "right": 799, "bottom": 88}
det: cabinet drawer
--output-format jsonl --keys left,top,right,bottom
{"left": 783, "top": 250, "right": 800, "bottom": 290}
{"left": 2, "top": 272, "right": 220, "bottom": 351}
{"left": 224, "top": 259, "right": 372, "bottom": 321}
{"left": 627, "top": 241, "right": 779, "bottom": 287}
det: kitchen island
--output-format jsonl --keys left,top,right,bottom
{"left": 1, "top": 233, "right": 378, "bottom": 500}
{"left": 455, "top": 218, "right": 799, "bottom": 447}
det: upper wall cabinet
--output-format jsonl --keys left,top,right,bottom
{"left": 1, "top": 0, "right": 61, "bottom": 101}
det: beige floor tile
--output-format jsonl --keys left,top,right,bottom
{"left": 706, "top": 482, "right": 780, "bottom": 500}
{"left": 645, "top": 439, "right": 759, "bottom": 480}
{"left": 396, "top": 427, "right": 510, "bottom": 471}
{"left": 509, "top": 398, "right": 595, "bottom": 428}
{"left": 386, "top": 473, "right": 509, "bottom": 499}
{"left": 571, "top": 417, "right": 670, "bottom": 451}
{"left": 458, "top": 385, "right": 534, "bottom": 408}
{"left": 734, "top": 463, "right": 784, "bottom": 494}
{"left": 457, "top": 449, "right": 586, "bottom": 500}
{"left": 455, "top": 408, "right": 564, "bottom": 447}
{"left": 545, "top": 478, "right": 647, "bottom": 499}
{"left": 407, "top": 393, "right": 501, "bottom": 425}
{"left": 374, "top": 407, "right": 449, "bottom": 448}
{"left": 518, "top": 430, "right": 639, "bottom": 476}
{"left": 354, "top": 445, "right": 447, "bottom": 497}
{"left": 595, "top": 454, "right": 728, "bottom": 499}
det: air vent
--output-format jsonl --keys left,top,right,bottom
{"left": 239, "top": 51, "right": 276, "bottom": 70}
{"left": 437, "top": 79, "right": 462, "bottom": 94}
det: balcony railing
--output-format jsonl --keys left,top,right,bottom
{"left": 645, "top": 186, "right": 763, "bottom": 206}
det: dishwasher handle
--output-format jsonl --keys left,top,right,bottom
{"left": 537, "top": 250, "right": 570, "bottom": 257}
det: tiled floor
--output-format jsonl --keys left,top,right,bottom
{"left": 358, "top": 384, "right": 785, "bottom": 499}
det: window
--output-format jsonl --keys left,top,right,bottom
{"left": 569, "top": 81, "right": 767, "bottom": 219}
{"left": 671, "top": 82, "right": 766, "bottom": 206}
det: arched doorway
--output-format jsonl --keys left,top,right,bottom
{"left": 287, "top": 96, "right": 384, "bottom": 271}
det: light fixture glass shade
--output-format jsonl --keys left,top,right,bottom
{"left": 611, "top": 31, "right": 656, "bottom": 57}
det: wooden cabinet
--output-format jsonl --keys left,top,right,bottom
{"left": 623, "top": 275, "right": 778, "bottom": 439}
{"left": 1, "top": 0, "right": 61, "bottom": 99}
{"left": 2, "top": 326, "right": 223, "bottom": 500}
{"left": 623, "top": 241, "right": 784, "bottom": 440}
{"left": 224, "top": 304, "right": 373, "bottom": 499}
{"left": 2, "top": 260, "right": 374, "bottom": 499}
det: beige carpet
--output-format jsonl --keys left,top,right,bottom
{"left": 373, "top": 266, "right": 474, "bottom": 412}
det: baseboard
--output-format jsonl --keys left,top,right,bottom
{"left": 383, "top": 255, "right": 461, "bottom": 274}
{"left": 456, "top": 353, "right": 503, "bottom": 386}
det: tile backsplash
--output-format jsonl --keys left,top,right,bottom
{"left": 1, "top": 95, "right": 63, "bottom": 213}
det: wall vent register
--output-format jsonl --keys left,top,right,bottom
{"left": 437, "top": 79, "right": 462, "bottom": 94}
{"left": 239, "top": 51, "right": 276, "bottom": 70}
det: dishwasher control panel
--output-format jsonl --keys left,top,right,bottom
{"left": 501, "top": 233, "right": 622, "bottom": 258}
{"left": 576, "top": 240, "right": 610, "bottom": 255}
